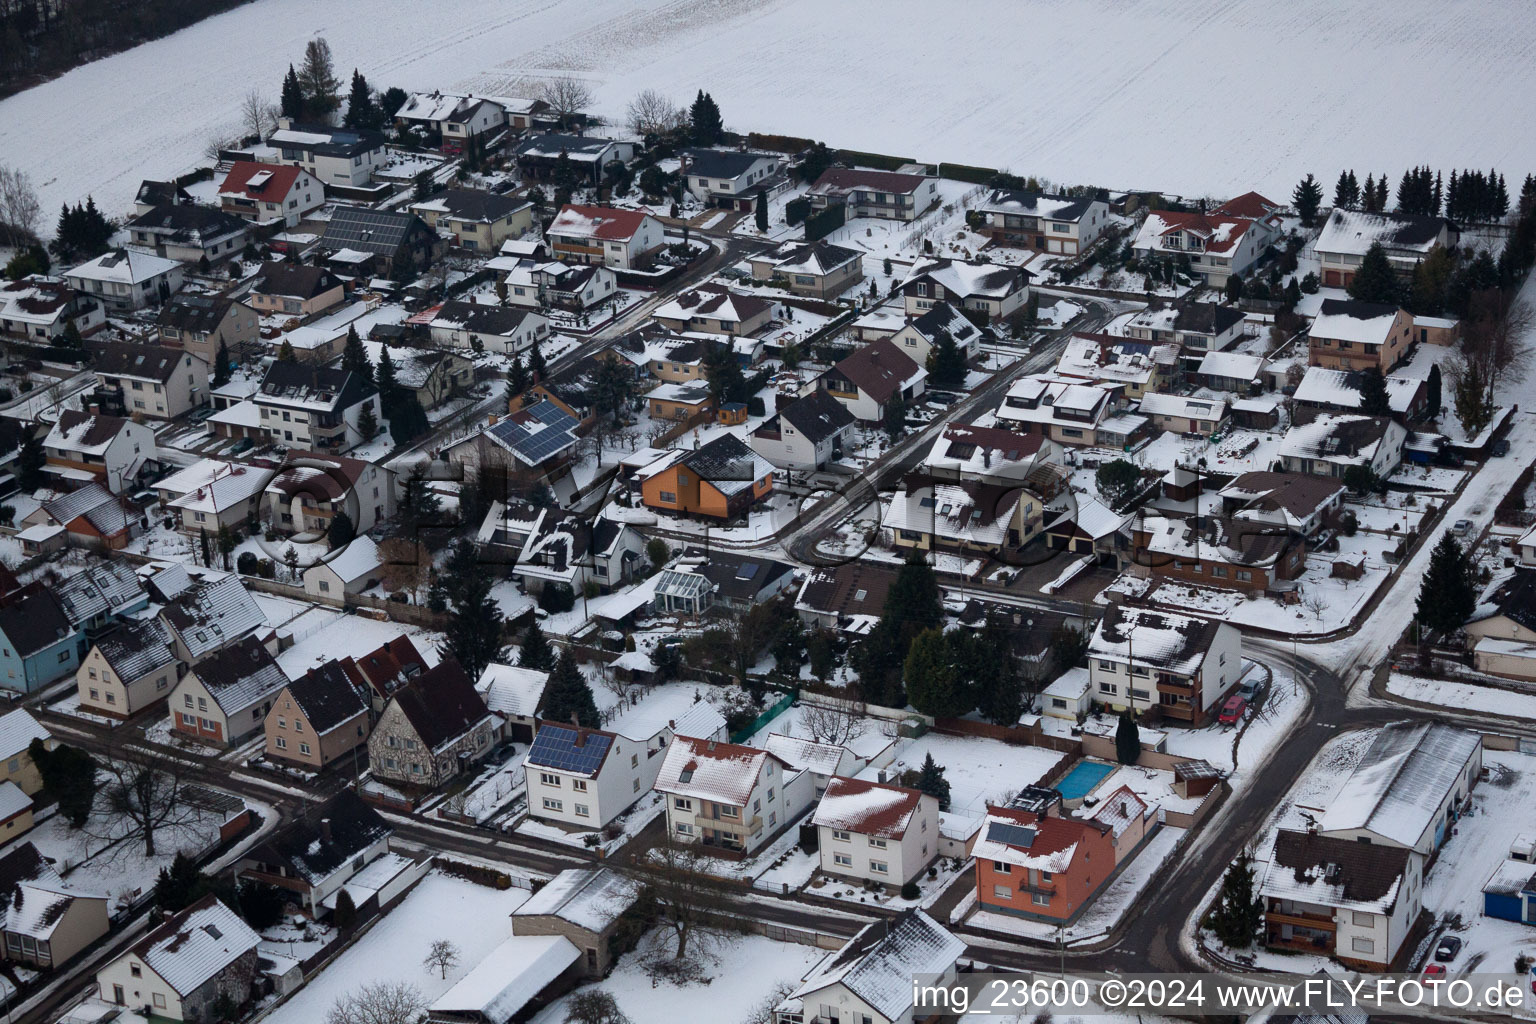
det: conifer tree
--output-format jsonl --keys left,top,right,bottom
{"left": 1115, "top": 710, "right": 1141, "bottom": 764}
{"left": 754, "top": 189, "right": 769, "bottom": 232}
{"left": 1209, "top": 853, "right": 1263, "bottom": 949}
{"left": 343, "top": 69, "right": 375, "bottom": 129}
{"left": 341, "top": 325, "right": 372, "bottom": 382}
{"left": 1357, "top": 366, "right": 1392, "bottom": 416}
{"left": 1292, "top": 173, "right": 1322, "bottom": 226}
{"left": 299, "top": 37, "right": 340, "bottom": 118}
{"left": 1426, "top": 362, "right": 1442, "bottom": 418}
{"left": 212, "top": 339, "right": 231, "bottom": 388}
{"left": 904, "top": 628, "right": 965, "bottom": 718}
{"left": 926, "top": 331, "right": 967, "bottom": 389}
{"left": 1416, "top": 532, "right": 1476, "bottom": 637}
{"left": 277, "top": 339, "right": 297, "bottom": 362}
{"left": 505, "top": 355, "right": 528, "bottom": 403}
{"left": 528, "top": 341, "right": 547, "bottom": 382}
{"left": 519, "top": 622, "right": 555, "bottom": 671}
{"left": 914, "top": 753, "right": 951, "bottom": 811}
{"left": 541, "top": 649, "right": 599, "bottom": 728}
{"left": 280, "top": 64, "right": 304, "bottom": 121}
{"left": 1347, "top": 243, "right": 1399, "bottom": 304}
{"left": 689, "top": 90, "right": 723, "bottom": 146}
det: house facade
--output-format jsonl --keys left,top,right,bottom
{"left": 821, "top": 338, "right": 927, "bottom": 422}
{"left": 218, "top": 162, "right": 324, "bottom": 227}
{"left": 91, "top": 343, "right": 209, "bottom": 421}
{"left": 265, "top": 660, "right": 371, "bottom": 770}
{"left": 806, "top": 168, "right": 938, "bottom": 222}
{"left": 547, "top": 205, "right": 664, "bottom": 269}
{"left": 268, "top": 121, "right": 388, "bottom": 187}
{"left": 524, "top": 724, "right": 657, "bottom": 830}
{"left": 654, "top": 737, "right": 814, "bottom": 858}
{"left": 367, "top": 661, "right": 494, "bottom": 790}
{"left": 64, "top": 249, "right": 185, "bottom": 311}
{"left": 972, "top": 806, "right": 1117, "bottom": 923}
{"left": 127, "top": 204, "right": 249, "bottom": 263}
{"left": 902, "top": 258, "right": 1030, "bottom": 322}
{"left": 750, "top": 388, "right": 856, "bottom": 472}
{"left": 96, "top": 895, "right": 259, "bottom": 1020}
{"left": 1087, "top": 604, "right": 1242, "bottom": 725}
{"left": 813, "top": 777, "right": 938, "bottom": 886}
{"left": 157, "top": 293, "right": 259, "bottom": 367}
{"left": 43, "top": 410, "right": 156, "bottom": 493}
{"left": 76, "top": 618, "right": 176, "bottom": 720}
{"left": 168, "top": 635, "right": 286, "bottom": 746}
{"left": 638, "top": 434, "right": 774, "bottom": 521}
{"left": 980, "top": 190, "right": 1110, "bottom": 255}
{"left": 1308, "top": 299, "right": 1415, "bottom": 373}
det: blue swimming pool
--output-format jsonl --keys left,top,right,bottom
{"left": 1056, "top": 760, "right": 1115, "bottom": 800}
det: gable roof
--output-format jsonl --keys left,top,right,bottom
{"left": 128, "top": 894, "right": 260, "bottom": 996}
{"left": 269, "top": 123, "right": 385, "bottom": 158}
{"left": 655, "top": 736, "right": 787, "bottom": 806}
{"left": 682, "top": 148, "right": 777, "bottom": 180}
{"left": 257, "top": 360, "right": 375, "bottom": 411}
{"left": 252, "top": 262, "right": 342, "bottom": 300}
{"left": 1263, "top": 829, "right": 1412, "bottom": 914}
{"left": 191, "top": 635, "right": 287, "bottom": 713}
{"left": 485, "top": 398, "right": 580, "bottom": 467}
{"left": 809, "top": 167, "right": 931, "bottom": 197}
{"left": 831, "top": 339, "right": 924, "bottom": 406}
{"left": 791, "top": 910, "right": 963, "bottom": 1022}
{"left": 67, "top": 248, "right": 180, "bottom": 286}
{"left": 1174, "top": 301, "right": 1246, "bottom": 336}
{"left": 981, "top": 189, "right": 1097, "bottom": 221}
{"left": 475, "top": 664, "right": 549, "bottom": 719}
{"left": 1293, "top": 366, "right": 1422, "bottom": 414}
{"left": 160, "top": 574, "right": 265, "bottom": 660}
{"left": 219, "top": 161, "right": 305, "bottom": 202}
{"left": 0, "top": 842, "right": 90, "bottom": 942}
{"left": 128, "top": 203, "right": 247, "bottom": 242}
{"left": 93, "top": 342, "right": 198, "bottom": 383}
{"left": 1212, "top": 191, "right": 1280, "bottom": 220}
{"left": 1316, "top": 208, "right": 1454, "bottom": 257}
{"left": 46, "top": 409, "right": 136, "bottom": 454}
{"left": 548, "top": 204, "right": 652, "bottom": 242}
{"left": 972, "top": 804, "right": 1107, "bottom": 872}
{"left": 796, "top": 563, "right": 898, "bottom": 622}
{"left": 1319, "top": 722, "right": 1480, "bottom": 847}
{"left": 342, "top": 636, "right": 428, "bottom": 703}
{"left": 698, "top": 554, "right": 795, "bottom": 604}
{"left": 1133, "top": 210, "right": 1257, "bottom": 257}
{"left": 512, "top": 867, "right": 638, "bottom": 932}
{"left": 679, "top": 434, "right": 771, "bottom": 494}
{"left": 524, "top": 723, "right": 615, "bottom": 778}
{"left": 1279, "top": 413, "right": 1397, "bottom": 465}
{"left": 1472, "top": 567, "right": 1536, "bottom": 633}
{"left": 0, "top": 589, "right": 75, "bottom": 658}
{"left": 514, "top": 133, "right": 619, "bottom": 160}
{"left": 412, "top": 188, "right": 530, "bottom": 224}
{"left": 812, "top": 776, "right": 927, "bottom": 839}
{"left": 772, "top": 388, "right": 855, "bottom": 444}
{"left": 1311, "top": 298, "right": 1403, "bottom": 344}
{"left": 432, "top": 300, "right": 540, "bottom": 338}
{"left": 247, "top": 791, "right": 390, "bottom": 886}
{"left": 762, "top": 734, "right": 850, "bottom": 778}
{"left": 760, "top": 240, "right": 861, "bottom": 277}
{"left": 285, "top": 660, "right": 369, "bottom": 734}
{"left": 0, "top": 710, "right": 50, "bottom": 762}
{"left": 323, "top": 206, "right": 432, "bottom": 258}
{"left": 654, "top": 283, "right": 772, "bottom": 325}
{"left": 905, "top": 257, "right": 1030, "bottom": 300}
{"left": 387, "top": 660, "right": 490, "bottom": 753}
{"left": 92, "top": 617, "right": 174, "bottom": 684}
{"left": 41, "top": 482, "right": 135, "bottom": 536}
{"left": 55, "top": 559, "right": 144, "bottom": 624}
{"left": 904, "top": 301, "right": 983, "bottom": 349}
{"left": 1089, "top": 603, "right": 1221, "bottom": 674}
{"left": 158, "top": 292, "right": 243, "bottom": 333}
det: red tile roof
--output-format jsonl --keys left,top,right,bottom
{"left": 1148, "top": 210, "right": 1256, "bottom": 256}
{"left": 812, "top": 776, "right": 927, "bottom": 839}
{"left": 549, "top": 204, "right": 652, "bottom": 241}
{"left": 219, "top": 161, "right": 304, "bottom": 201}
{"left": 1213, "top": 191, "right": 1279, "bottom": 220}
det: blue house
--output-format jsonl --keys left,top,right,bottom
{"left": 0, "top": 589, "right": 81, "bottom": 693}
{"left": 1483, "top": 860, "right": 1536, "bottom": 923}
{"left": 55, "top": 560, "right": 150, "bottom": 644}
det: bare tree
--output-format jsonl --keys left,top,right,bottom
{"left": 85, "top": 740, "right": 204, "bottom": 858}
{"left": 566, "top": 991, "right": 632, "bottom": 1024}
{"left": 625, "top": 836, "right": 745, "bottom": 962}
{"left": 325, "top": 981, "right": 425, "bottom": 1024}
{"left": 541, "top": 76, "right": 594, "bottom": 130}
{"left": 203, "top": 134, "right": 241, "bottom": 162}
{"left": 379, "top": 537, "right": 431, "bottom": 603}
{"left": 625, "top": 89, "right": 683, "bottom": 138}
{"left": 741, "top": 981, "right": 796, "bottom": 1024}
{"left": 799, "top": 700, "right": 866, "bottom": 746}
{"left": 0, "top": 165, "right": 42, "bottom": 245}
{"left": 423, "top": 938, "right": 460, "bottom": 979}
{"left": 240, "top": 89, "right": 278, "bottom": 141}
{"left": 1463, "top": 291, "right": 1534, "bottom": 406}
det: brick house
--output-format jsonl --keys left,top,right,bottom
{"left": 971, "top": 805, "right": 1117, "bottom": 923}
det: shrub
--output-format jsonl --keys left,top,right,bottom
{"left": 747, "top": 396, "right": 765, "bottom": 417}
{"left": 900, "top": 881, "right": 920, "bottom": 900}
{"left": 435, "top": 858, "right": 512, "bottom": 889}
{"left": 236, "top": 551, "right": 259, "bottom": 575}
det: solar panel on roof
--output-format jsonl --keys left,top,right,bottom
{"left": 987, "top": 821, "right": 1037, "bottom": 848}
{"left": 528, "top": 724, "right": 612, "bottom": 774}
{"left": 736, "top": 561, "right": 759, "bottom": 581}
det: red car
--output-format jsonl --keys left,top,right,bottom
{"left": 1424, "top": 964, "right": 1447, "bottom": 978}
{"left": 1218, "top": 695, "right": 1248, "bottom": 725}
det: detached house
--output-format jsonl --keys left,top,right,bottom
{"left": 394, "top": 91, "right": 506, "bottom": 150}
{"left": 882, "top": 475, "right": 1044, "bottom": 557}
{"left": 218, "top": 161, "right": 324, "bottom": 227}
{"left": 267, "top": 121, "right": 388, "bottom": 187}
{"left": 979, "top": 190, "right": 1109, "bottom": 255}
{"left": 264, "top": 451, "right": 393, "bottom": 537}
{"left": 127, "top": 204, "right": 249, "bottom": 263}
{"left": 638, "top": 434, "right": 773, "bottom": 521}
{"left": 523, "top": 723, "right": 662, "bottom": 830}
{"left": 508, "top": 507, "right": 646, "bottom": 597}
{"left": 409, "top": 188, "right": 536, "bottom": 251}
{"left": 806, "top": 168, "right": 938, "bottom": 222}
{"left": 1315, "top": 209, "right": 1458, "bottom": 288}
{"left": 368, "top": 660, "right": 494, "bottom": 790}
{"left": 237, "top": 791, "right": 392, "bottom": 914}
{"left": 96, "top": 893, "right": 260, "bottom": 1021}
{"left": 253, "top": 362, "right": 380, "bottom": 453}
{"left": 429, "top": 300, "right": 550, "bottom": 357}
{"left": 890, "top": 301, "right": 985, "bottom": 367}
{"left": 265, "top": 659, "right": 371, "bottom": 770}
{"left": 64, "top": 248, "right": 184, "bottom": 311}
{"left": 475, "top": 664, "right": 548, "bottom": 744}
{"left": 1130, "top": 210, "right": 1267, "bottom": 287}
{"left": 747, "top": 240, "right": 863, "bottom": 299}
{"left": 322, "top": 206, "right": 440, "bottom": 280}
{"left": 158, "top": 574, "right": 266, "bottom": 665}
{"left": 922, "top": 421, "right": 1062, "bottom": 489}
{"left": 1055, "top": 332, "right": 1178, "bottom": 400}
{"left": 91, "top": 342, "right": 209, "bottom": 421}
{"left": 655, "top": 736, "right": 814, "bottom": 858}
{"left": 514, "top": 134, "right": 635, "bottom": 185}
{"left": 24, "top": 484, "right": 143, "bottom": 550}
{"left": 1218, "top": 472, "right": 1347, "bottom": 538}
{"left": 1308, "top": 299, "right": 1416, "bottom": 373}
{"left": 0, "top": 712, "right": 51, "bottom": 797}
{"left": 0, "top": 842, "right": 109, "bottom": 971}
{"left": 1133, "top": 513, "right": 1306, "bottom": 594}
{"left": 0, "top": 275, "right": 105, "bottom": 343}
{"left": 43, "top": 410, "right": 156, "bottom": 493}
{"left": 681, "top": 149, "right": 782, "bottom": 209}
{"left": 0, "top": 590, "right": 79, "bottom": 693}
{"left": 821, "top": 338, "right": 926, "bottom": 422}
{"left": 1278, "top": 413, "right": 1407, "bottom": 480}
{"left": 76, "top": 618, "right": 177, "bottom": 719}
{"left": 249, "top": 264, "right": 346, "bottom": 319}
{"left": 774, "top": 911, "right": 963, "bottom": 1024}
{"left": 155, "top": 458, "right": 274, "bottom": 536}
{"left": 1137, "top": 392, "right": 1230, "bottom": 435}
{"left": 1294, "top": 366, "right": 1426, "bottom": 420}
{"left": 169, "top": 635, "right": 286, "bottom": 746}
{"left": 651, "top": 284, "right": 773, "bottom": 336}
{"left": 995, "top": 375, "right": 1145, "bottom": 449}
{"left": 750, "top": 388, "right": 856, "bottom": 472}
{"left": 972, "top": 805, "right": 1117, "bottom": 923}
{"left": 157, "top": 293, "right": 259, "bottom": 367}
{"left": 1088, "top": 604, "right": 1241, "bottom": 725}
{"left": 1123, "top": 301, "right": 1248, "bottom": 365}
{"left": 813, "top": 777, "right": 938, "bottom": 886}
{"left": 902, "top": 258, "right": 1031, "bottom": 322}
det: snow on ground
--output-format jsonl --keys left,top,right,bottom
{"left": 8, "top": 1, "right": 1536, "bottom": 228}
{"left": 264, "top": 873, "right": 529, "bottom": 1024}
{"left": 528, "top": 932, "right": 823, "bottom": 1024}
{"left": 856, "top": 732, "right": 1068, "bottom": 823}
{"left": 1388, "top": 673, "right": 1536, "bottom": 721}
{"left": 276, "top": 613, "right": 441, "bottom": 677}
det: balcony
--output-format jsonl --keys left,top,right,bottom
{"left": 1267, "top": 909, "right": 1337, "bottom": 930}
{"left": 696, "top": 811, "right": 761, "bottom": 836}
{"left": 1156, "top": 674, "right": 1194, "bottom": 696}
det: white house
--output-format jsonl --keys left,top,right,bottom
{"left": 1277, "top": 413, "right": 1407, "bottom": 480}
{"left": 44, "top": 410, "right": 157, "bottom": 493}
{"left": 0, "top": 275, "right": 107, "bottom": 342}
{"left": 267, "top": 121, "right": 388, "bottom": 187}
{"left": 394, "top": 91, "right": 506, "bottom": 142}
{"left": 1130, "top": 210, "right": 1269, "bottom": 287}
{"left": 429, "top": 300, "right": 550, "bottom": 357}
{"left": 92, "top": 342, "right": 209, "bottom": 420}
{"left": 901, "top": 258, "right": 1031, "bottom": 322}
{"left": 889, "top": 302, "right": 984, "bottom": 366}
{"left": 253, "top": 362, "right": 380, "bottom": 454}
{"left": 681, "top": 149, "right": 782, "bottom": 209}
{"left": 1087, "top": 604, "right": 1242, "bottom": 727}
{"left": 654, "top": 736, "right": 814, "bottom": 857}
{"left": 522, "top": 723, "right": 660, "bottom": 830}
{"left": 301, "top": 535, "right": 383, "bottom": 600}
{"left": 806, "top": 168, "right": 938, "bottom": 222}
{"left": 96, "top": 894, "right": 260, "bottom": 1021}
{"left": 546, "top": 205, "right": 665, "bottom": 269}
{"left": 813, "top": 777, "right": 938, "bottom": 887}
{"left": 980, "top": 189, "right": 1110, "bottom": 255}
{"left": 774, "top": 910, "right": 964, "bottom": 1024}
{"left": 218, "top": 161, "right": 325, "bottom": 227}
{"left": 749, "top": 389, "right": 856, "bottom": 472}
{"left": 236, "top": 791, "right": 392, "bottom": 915}
{"left": 509, "top": 508, "right": 647, "bottom": 597}
{"left": 761, "top": 734, "right": 862, "bottom": 795}
{"left": 64, "top": 249, "right": 185, "bottom": 311}
{"left": 820, "top": 339, "right": 927, "bottom": 423}
{"left": 156, "top": 458, "right": 274, "bottom": 536}
{"left": 1314, "top": 208, "right": 1459, "bottom": 289}
{"left": 475, "top": 663, "right": 548, "bottom": 743}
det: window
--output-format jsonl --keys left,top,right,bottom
{"left": 869, "top": 838, "right": 887, "bottom": 849}
{"left": 832, "top": 829, "right": 851, "bottom": 842}
{"left": 572, "top": 779, "right": 588, "bottom": 792}
{"left": 631, "top": 753, "right": 638, "bottom": 768}
{"left": 1099, "top": 682, "right": 1118, "bottom": 695}
{"left": 575, "top": 803, "right": 590, "bottom": 817}
{"left": 659, "top": 490, "right": 677, "bottom": 503}
{"left": 276, "top": 736, "right": 287, "bottom": 749}
{"left": 1351, "top": 910, "right": 1375, "bottom": 926}
{"left": 674, "top": 797, "right": 692, "bottom": 811}
{"left": 1041, "top": 870, "right": 1053, "bottom": 881}
{"left": 675, "top": 821, "right": 693, "bottom": 836}
{"left": 1032, "top": 892, "right": 1051, "bottom": 906}
{"left": 277, "top": 717, "right": 287, "bottom": 729}
{"left": 720, "top": 805, "right": 739, "bottom": 819}
{"left": 1351, "top": 936, "right": 1375, "bottom": 955}
{"left": 869, "top": 860, "right": 888, "bottom": 874}
{"left": 833, "top": 853, "right": 853, "bottom": 867}
{"left": 542, "top": 798, "right": 563, "bottom": 811}
{"left": 993, "top": 861, "right": 1011, "bottom": 873}
{"left": 993, "top": 884, "right": 1013, "bottom": 900}
{"left": 89, "top": 689, "right": 99, "bottom": 701}
{"left": 130, "top": 964, "right": 142, "bottom": 978}
{"left": 299, "top": 743, "right": 311, "bottom": 755}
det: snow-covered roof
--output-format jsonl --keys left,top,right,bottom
{"left": 1319, "top": 722, "right": 1480, "bottom": 848}
{"left": 904, "top": 257, "right": 1030, "bottom": 300}
{"left": 972, "top": 807, "right": 1095, "bottom": 872}
{"left": 609, "top": 692, "right": 726, "bottom": 745}
{"left": 0, "top": 843, "right": 97, "bottom": 942}
{"left": 980, "top": 189, "right": 1098, "bottom": 221}
{"left": 812, "top": 776, "right": 927, "bottom": 839}
{"left": 1131, "top": 210, "right": 1255, "bottom": 258}
{"left": 1088, "top": 604, "right": 1222, "bottom": 675}
{"left": 996, "top": 374, "right": 1118, "bottom": 431}
{"left": 882, "top": 480, "right": 1027, "bottom": 548}
{"left": 923, "top": 421, "right": 1049, "bottom": 479}
{"left": 160, "top": 575, "right": 266, "bottom": 661}
{"left": 791, "top": 911, "right": 964, "bottom": 1023}
{"left": 429, "top": 935, "right": 579, "bottom": 1023}
{"left": 1310, "top": 298, "right": 1402, "bottom": 345}
{"left": 55, "top": 560, "right": 145, "bottom": 625}
{"left": 1294, "top": 366, "right": 1420, "bottom": 414}
{"left": 513, "top": 867, "right": 638, "bottom": 932}
{"left": 1137, "top": 391, "right": 1229, "bottom": 421}
{"left": 45, "top": 410, "right": 135, "bottom": 456}
{"left": 1082, "top": 785, "right": 1149, "bottom": 839}
{"left": 0, "top": 710, "right": 49, "bottom": 761}
{"left": 131, "top": 895, "right": 261, "bottom": 996}
{"left": 1056, "top": 334, "right": 1177, "bottom": 388}
{"left": 762, "top": 733, "right": 851, "bottom": 779}
{"left": 1198, "top": 350, "right": 1266, "bottom": 382}
{"left": 160, "top": 459, "right": 274, "bottom": 514}
{"left": 475, "top": 663, "right": 548, "bottom": 719}
{"left": 0, "top": 781, "right": 30, "bottom": 820}
{"left": 654, "top": 736, "right": 786, "bottom": 806}
{"left": 1260, "top": 829, "right": 1412, "bottom": 915}
{"left": 1278, "top": 413, "right": 1398, "bottom": 468}
{"left": 191, "top": 636, "right": 288, "bottom": 714}
{"left": 1045, "top": 494, "right": 1130, "bottom": 542}
{"left": 66, "top": 248, "right": 179, "bottom": 286}
{"left": 1041, "top": 667, "right": 1090, "bottom": 702}
{"left": 306, "top": 536, "right": 381, "bottom": 584}
{"left": 548, "top": 204, "right": 653, "bottom": 242}
{"left": 1315, "top": 208, "right": 1451, "bottom": 257}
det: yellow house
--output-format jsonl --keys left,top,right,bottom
{"left": 409, "top": 188, "right": 537, "bottom": 252}
{"left": 0, "top": 710, "right": 53, "bottom": 797}
{"left": 647, "top": 382, "right": 713, "bottom": 423}
{"left": 0, "top": 783, "right": 33, "bottom": 846}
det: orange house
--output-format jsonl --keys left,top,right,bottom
{"left": 639, "top": 434, "right": 772, "bottom": 521}
{"left": 971, "top": 805, "right": 1117, "bottom": 923}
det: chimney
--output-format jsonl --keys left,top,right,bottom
{"left": 319, "top": 818, "right": 332, "bottom": 844}
{"left": 668, "top": 719, "right": 676, "bottom": 730}
{"left": 983, "top": 449, "right": 991, "bottom": 468}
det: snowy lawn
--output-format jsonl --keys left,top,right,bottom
{"left": 855, "top": 733, "right": 1069, "bottom": 821}
{"left": 275, "top": 614, "right": 442, "bottom": 677}
{"left": 263, "top": 873, "right": 530, "bottom": 1024}
{"left": 1387, "top": 673, "right": 1536, "bottom": 721}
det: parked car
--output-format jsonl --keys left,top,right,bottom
{"left": 1218, "top": 695, "right": 1247, "bottom": 725}
{"left": 1423, "top": 963, "right": 1447, "bottom": 978}
{"left": 229, "top": 437, "right": 255, "bottom": 455}
{"left": 1435, "top": 935, "right": 1463, "bottom": 961}
{"left": 1453, "top": 519, "right": 1473, "bottom": 537}
{"left": 1238, "top": 676, "right": 1265, "bottom": 701}
{"left": 1492, "top": 439, "right": 1511, "bottom": 457}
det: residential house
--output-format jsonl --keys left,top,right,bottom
{"left": 1197, "top": 351, "right": 1267, "bottom": 393}
{"left": 795, "top": 563, "right": 898, "bottom": 636}
{"left": 523, "top": 724, "right": 662, "bottom": 830}
{"left": 1308, "top": 299, "right": 1416, "bottom": 373}
{"left": 157, "top": 574, "right": 267, "bottom": 665}
{"left": 902, "top": 258, "right": 1031, "bottom": 322}
{"left": 1313, "top": 722, "right": 1481, "bottom": 856}
{"left": 0, "top": 842, "right": 109, "bottom": 970}
{"left": 979, "top": 190, "right": 1109, "bottom": 254}
{"left": 513, "top": 134, "right": 635, "bottom": 185}
{"left": 1293, "top": 366, "right": 1426, "bottom": 421}
{"left": 509, "top": 507, "right": 646, "bottom": 597}
{"left": 921, "top": 421, "right": 1062, "bottom": 489}
{"left": 651, "top": 284, "right": 774, "bottom": 336}
{"left": 1133, "top": 513, "right": 1307, "bottom": 593}
{"left": 409, "top": 188, "right": 536, "bottom": 251}
{"left": 681, "top": 149, "right": 782, "bottom": 209}
{"left": 1123, "top": 301, "right": 1248, "bottom": 369}
{"left": 321, "top": 206, "right": 440, "bottom": 279}
{"left": 23, "top": 484, "right": 143, "bottom": 550}
{"left": 264, "top": 655, "right": 371, "bottom": 770}
{"left": 131, "top": 179, "right": 193, "bottom": 215}
{"left": 612, "top": 328, "right": 712, "bottom": 384}
{"left": 773, "top": 910, "right": 963, "bottom": 1024}
{"left": 972, "top": 805, "right": 1117, "bottom": 923}
{"left": 697, "top": 554, "right": 798, "bottom": 613}
{"left": 0, "top": 781, "right": 31, "bottom": 847}
{"left": 654, "top": 736, "right": 814, "bottom": 858}
{"left": 253, "top": 362, "right": 381, "bottom": 453}
{"left": 264, "top": 451, "right": 394, "bottom": 537}
{"left": 475, "top": 664, "right": 548, "bottom": 743}
{"left": 806, "top": 168, "right": 938, "bottom": 222}
{"left": 218, "top": 162, "right": 324, "bottom": 227}
{"left": 43, "top": 410, "right": 156, "bottom": 493}
{"left": 813, "top": 777, "right": 938, "bottom": 886}
{"left": 821, "top": 338, "right": 926, "bottom": 422}
{"left": 1130, "top": 210, "right": 1268, "bottom": 287}
{"left": 155, "top": 458, "right": 275, "bottom": 536}
{"left": 52, "top": 560, "right": 147, "bottom": 637}
{"left": 889, "top": 301, "right": 985, "bottom": 367}
{"left": 995, "top": 375, "right": 1146, "bottom": 449}
{"left": 510, "top": 867, "right": 640, "bottom": 979}
{"left": 237, "top": 791, "right": 391, "bottom": 912}
{"left": 747, "top": 240, "right": 863, "bottom": 298}
{"left": 750, "top": 388, "right": 856, "bottom": 472}
{"left": 638, "top": 434, "right": 773, "bottom": 520}
{"left": 361, "top": 339, "right": 472, "bottom": 409}
{"left": 1055, "top": 332, "right": 1179, "bottom": 400}
{"left": 91, "top": 342, "right": 209, "bottom": 421}
{"left": 63, "top": 249, "right": 185, "bottom": 311}
{"left": 444, "top": 399, "right": 581, "bottom": 486}
{"left": 762, "top": 734, "right": 863, "bottom": 796}
{"left": 429, "top": 300, "right": 550, "bottom": 357}
{"left": 646, "top": 381, "right": 713, "bottom": 422}
{"left": 883, "top": 474, "right": 1044, "bottom": 557}
{"left": 488, "top": 95, "right": 551, "bottom": 132}
{"left": 267, "top": 121, "right": 388, "bottom": 187}
{"left": 1315, "top": 209, "right": 1459, "bottom": 288}
{"left": 1217, "top": 472, "right": 1346, "bottom": 538}
{"left": 1277, "top": 413, "right": 1407, "bottom": 479}
{"left": 1137, "top": 392, "right": 1230, "bottom": 434}
{"left": 394, "top": 91, "right": 506, "bottom": 149}
{"left": 96, "top": 893, "right": 260, "bottom": 1020}
{"left": 248, "top": 264, "right": 346, "bottom": 319}
{"left": 491, "top": 255, "right": 618, "bottom": 312}
{"left": 75, "top": 618, "right": 176, "bottom": 720}
{"left": 1260, "top": 829, "right": 1422, "bottom": 969}
{"left": 1087, "top": 604, "right": 1242, "bottom": 725}
{"left": 169, "top": 635, "right": 286, "bottom": 746}
{"left": 367, "top": 660, "right": 495, "bottom": 790}
{"left": 343, "top": 636, "right": 429, "bottom": 714}
{"left": 0, "top": 276, "right": 105, "bottom": 343}
{"left": 127, "top": 204, "right": 249, "bottom": 263}
{"left": 301, "top": 536, "right": 384, "bottom": 601}
{"left": 0, "top": 712, "right": 51, "bottom": 797}
{"left": 1038, "top": 668, "right": 1092, "bottom": 722}
{"left": 156, "top": 293, "right": 260, "bottom": 367}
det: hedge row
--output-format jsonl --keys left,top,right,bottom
{"left": 434, "top": 857, "right": 513, "bottom": 890}
{"left": 835, "top": 149, "right": 918, "bottom": 172}
{"left": 938, "top": 161, "right": 1001, "bottom": 185}
{"left": 803, "top": 204, "right": 845, "bottom": 242}
{"left": 747, "top": 131, "right": 818, "bottom": 154}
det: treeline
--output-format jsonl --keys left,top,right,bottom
{"left": 1331, "top": 166, "right": 1518, "bottom": 222}
{"left": 0, "top": 0, "right": 254, "bottom": 97}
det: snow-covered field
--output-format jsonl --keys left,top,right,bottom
{"left": 6, "top": 0, "right": 1536, "bottom": 227}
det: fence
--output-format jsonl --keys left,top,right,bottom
{"left": 730, "top": 689, "right": 797, "bottom": 742}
